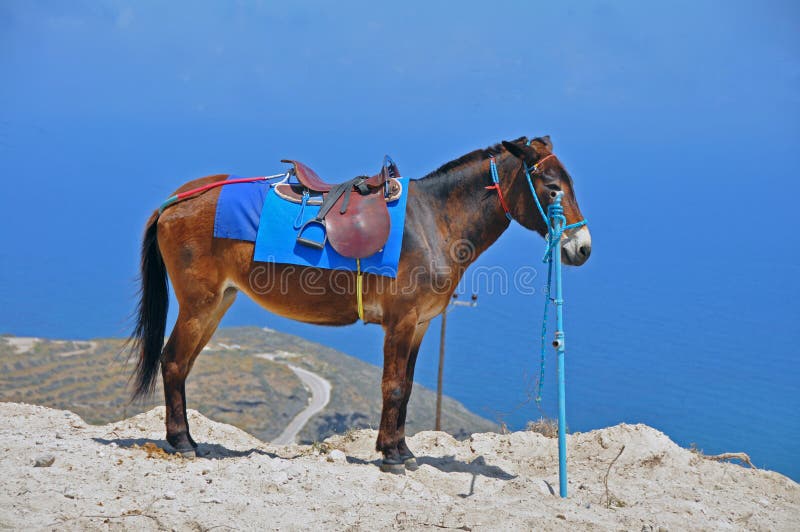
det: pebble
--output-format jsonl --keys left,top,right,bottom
{"left": 164, "top": 491, "right": 176, "bottom": 500}
{"left": 64, "top": 490, "right": 77, "bottom": 499}
{"left": 327, "top": 450, "right": 346, "bottom": 463}
{"left": 33, "top": 454, "right": 55, "bottom": 467}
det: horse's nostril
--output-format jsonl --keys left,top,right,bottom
{"left": 579, "top": 245, "right": 591, "bottom": 258}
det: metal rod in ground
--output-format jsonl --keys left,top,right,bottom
{"left": 435, "top": 294, "right": 477, "bottom": 432}
{"left": 435, "top": 309, "right": 447, "bottom": 431}
{"left": 550, "top": 194, "right": 568, "bottom": 498}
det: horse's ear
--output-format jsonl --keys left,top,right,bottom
{"left": 531, "top": 135, "right": 553, "bottom": 151}
{"left": 502, "top": 140, "right": 529, "bottom": 160}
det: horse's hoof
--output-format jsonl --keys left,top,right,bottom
{"left": 403, "top": 457, "right": 419, "bottom": 471}
{"left": 175, "top": 448, "right": 196, "bottom": 459}
{"left": 379, "top": 461, "right": 406, "bottom": 475}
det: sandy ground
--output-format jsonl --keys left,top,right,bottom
{"left": 0, "top": 402, "right": 797, "bottom": 531}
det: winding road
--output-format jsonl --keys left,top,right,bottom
{"left": 254, "top": 354, "right": 332, "bottom": 445}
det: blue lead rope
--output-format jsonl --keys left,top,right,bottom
{"left": 485, "top": 144, "right": 586, "bottom": 410}
{"left": 521, "top": 151, "right": 585, "bottom": 405}
{"left": 535, "top": 193, "right": 581, "bottom": 404}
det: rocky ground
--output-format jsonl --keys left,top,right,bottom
{"left": 1, "top": 402, "right": 798, "bottom": 531}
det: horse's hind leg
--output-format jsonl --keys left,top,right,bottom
{"left": 161, "top": 286, "right": 237, "bottom": 456}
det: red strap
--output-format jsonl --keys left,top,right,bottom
{"left": 485, "top": 156, "right": 513, "bottom": 220}
{"left": 533, "top": 154, "right": 557, "bottom": 172}
{"left": 175, "top": 176, "right": 268, "bottom": 201}
{"left": 485, "top": 182, "right": 512, "bottom": 217}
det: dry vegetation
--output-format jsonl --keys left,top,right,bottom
{"left": 0, "top": 326, "right": 496, "bottom": 443}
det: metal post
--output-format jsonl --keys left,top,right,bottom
{"left": 435, "top": 294, "right": 478, "bottom": 432}
{"left": 435, "top": 309, "right": 447, "bottom": 431}
{"left": 549, "top": 193, "right": 568, "bottom": 498}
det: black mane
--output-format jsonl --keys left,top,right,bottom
{"left": 422, "top": 136, "right": 528, "bottom": 179}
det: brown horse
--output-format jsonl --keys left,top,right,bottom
{"left": 128, "top": 135, "right": 591, "bottom": 472}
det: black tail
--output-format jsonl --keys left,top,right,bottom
{"left": 128, "top": 213, "right": 169, "bottom": 399}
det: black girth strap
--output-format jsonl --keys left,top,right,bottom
{"left": 316, "top": 176, "right": 369, "bottom": 219}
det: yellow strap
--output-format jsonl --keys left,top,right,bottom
{"left": 356, "top": 258, "right": 364, "bottom": 322}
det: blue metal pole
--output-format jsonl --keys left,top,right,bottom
{"left": 549, "top": 193, "right": 568, "bottom": 498}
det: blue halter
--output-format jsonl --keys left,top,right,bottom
{"left": 523, "top": 158, "right": 587, "bottom": 234}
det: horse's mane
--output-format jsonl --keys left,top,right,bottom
{"left": 421, "top": 136, "right": 528, "bottom": 180}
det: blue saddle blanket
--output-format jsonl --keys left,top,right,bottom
{"left": 213, "top": 176, "right": 409, "bottom": 278}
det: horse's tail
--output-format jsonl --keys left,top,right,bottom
{"left": 128, "top": 211, "right": 169, "bottom": 400}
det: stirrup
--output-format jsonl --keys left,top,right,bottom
{"left": 296, "top": 218, "right": 327, "bottom": 250}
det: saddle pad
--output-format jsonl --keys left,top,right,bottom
{"left": 213, "top": 175, "right": 409, "bottom": 278}
{"left": 212, "top": 176, "right": 270, "bottom": 241}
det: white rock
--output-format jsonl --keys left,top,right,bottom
{"left": 327, "top": 450, "right": 346, "bottom": 463}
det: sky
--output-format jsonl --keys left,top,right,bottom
{"left": 1, "top": 1, "right": 799, "bottom": 476}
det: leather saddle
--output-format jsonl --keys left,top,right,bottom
{"left": 275, "top": 157, "right": 402, "bottom": 259}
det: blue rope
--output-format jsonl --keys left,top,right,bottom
{"left": 524, "top": 163, "right": 550, "bottom": 226}
{"left": 486, "top": 142, "right": 588, "bottom": 405}
{"left": 535, "top": 192, "right": 581, "bottom": 403}
{"left": 536, "top": 252, "right": 553, "bottom": 404}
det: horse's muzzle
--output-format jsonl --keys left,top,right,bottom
{"left": 561, "top": 225, "right": 592, "bottom": 266}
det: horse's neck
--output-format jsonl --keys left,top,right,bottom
{"left": 413, "top": 153, "right": 516, "bottom": 267}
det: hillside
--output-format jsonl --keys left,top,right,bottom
{"left": 1, "top": 403, "right": 797, "bottom": 530}
{"left": 0, "top": 326, "right": 497, "bottom": 444}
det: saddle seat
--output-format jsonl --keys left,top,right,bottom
{"left": 281, "top": 160, "right": 387, "bottom": 193}
{"left": 277, "top": 158, "right": 402, "bottom": 259}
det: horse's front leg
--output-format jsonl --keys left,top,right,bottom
{"left": 395, "top": 320, "right": 430, "bottom": 471}
{"left": 376, "top": 311, "right": 419, "bottom": 474}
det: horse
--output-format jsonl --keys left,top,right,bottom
{"left": 128, "top": 135, "right": 591, "bottom": 473}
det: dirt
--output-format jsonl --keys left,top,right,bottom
{"left": 1, "top": 402, "right": 797, "bottom": 530}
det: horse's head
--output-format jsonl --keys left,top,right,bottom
{"left": 501, "top": 137, "right": 591, "bottom": 266}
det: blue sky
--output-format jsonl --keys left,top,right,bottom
{"left": 1, "top": 1, "right": 799, "bottom": 476}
